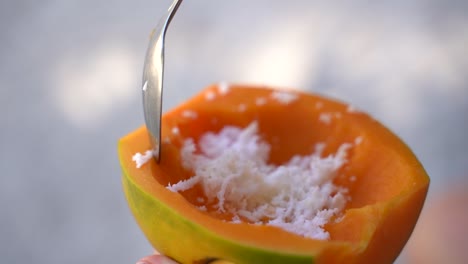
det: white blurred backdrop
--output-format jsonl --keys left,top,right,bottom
{"left": 1, "top": 0, "right": 467, "bottom": 263}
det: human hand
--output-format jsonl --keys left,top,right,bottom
{"left": 136, "top": 254, "right": 178, "bottom": 264}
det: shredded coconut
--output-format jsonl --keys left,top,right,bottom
{"left": 132, "top": 150, "right": 154, "bottom": 168}
{"left": 172, "top": 126, "right": 180, "bottom": 135}
{"left": 355, "top": 136, "right": 363, "bottom": 145}
{"left": 315, "top": 102, "right": 324, "bottom": 109}
{"left": 205, "top": 91, "right": 216, "bottom": 101}
{"left": 218, "top": 82, "right": 230, "bottom": 95}
{"left": 271, "top": 91, "right": 298, "bottom": 105}
{"left": 231, "top": 215, "right": 242, "bottom": 224}
{"left": 167, "top": 174, "right": 200, "bottom": 192}
{"left": 238, "top": 104, "right": 247, "bottom": 112}
{"left": 197, "top": 205, "right": 207, "bottom": 211}
{"left": 172, "top": 121, "right": 352, "bottom": 240}
{"left": 319, "top": 113, "right": 333, "bottom": 124}
{"left": 347, "top": 104, "right": 359, "bottom": 113}
{"left": 182, "top": 110, "right": 198, "bottom": 119}
{"left": 255, "top": 97, "right": 267, "bottom": 106}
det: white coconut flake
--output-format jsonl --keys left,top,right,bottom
{"left": 314, "top": 142, "right": 326, "bottom": 156}
{"left": 350, "top": 175, "right": 357, "bottom": 182}
{"left": 142, "top": 80, "right": 148, "bottom": 91}
{"left": 255, "top": 97, "right": 267, "bottom": 106}
{"left": 132, "top": 149, "right": 154, "bottom": 169}
{"left": 172, "top": 126, "right": 180, "bottom": 135}
{"left": 347, "top": 104, "right": 359, "bottom": 113}
{"left": 174, "top": 121, "right": 352, "bottom": 240}
{"left": 238, "top": 104, "right": 247, "bottom": 112}
{"left": 205, "top": 91, "right": 216, "bottom": 101}
{"left": 182, "top": 110, "right": 198, "bottom": 119}
{"left": 231, "top": 215, "right": 242, "bottom": 224}
{"left": 319, "top": 113, "right": 333, "bottom": 125}
{"left": 197, "top": 205, "right": 207, "bottom": 211}
{"left": 315, "top": 102, "right": 324, "bottom": 109}
{"left": 163, "top": 137, "right": 171, "bottom": 144}
{"left": 218, "top": 82, "right": 230, "bottom": 95}
{"left": 167, "top": 175, "right": 201, "bottom": 192}
{"left": 271, "top": 90, "right": 298, "bottom": 105}
{"left": 355, "top": 136, "right": 363, "bottom": 145}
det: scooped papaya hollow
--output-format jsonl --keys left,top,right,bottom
{"left": 119, "top": 84, "right": 429, "bottom": 264}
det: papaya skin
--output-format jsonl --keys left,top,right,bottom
{"left": 119, "top": 84, "right": 429, "bottom": 264}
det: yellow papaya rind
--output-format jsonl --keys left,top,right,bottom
{"left": 123, "top": 169, "right": 318, "bottom": 264}
{"left": 119, "top": 85, "right": 429, "bottom": 264}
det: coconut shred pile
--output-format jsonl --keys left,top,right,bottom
{"left": 167, "top": 122, "right": 351, "bottom": 240}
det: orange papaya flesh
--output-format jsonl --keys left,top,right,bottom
{"left": 119, "top": 84, "right": 430, "bottom": 264}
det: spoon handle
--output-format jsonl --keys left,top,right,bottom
{"left": 142, "top": 0, "right": 184, "bottom": 162}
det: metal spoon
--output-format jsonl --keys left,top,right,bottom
{"left": 142, "top": 0, "right": 183, "bottom": 162}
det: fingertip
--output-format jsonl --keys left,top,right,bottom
{"left": 137, "top": 254, "right": 178, "bottom": 264}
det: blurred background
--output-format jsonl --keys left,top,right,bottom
{"left": 1, "top": 0, "right": 467, "bottom": 263}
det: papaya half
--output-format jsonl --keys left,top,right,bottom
{"left": 118, "top": 84, "right": 429, "bottom": 264}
